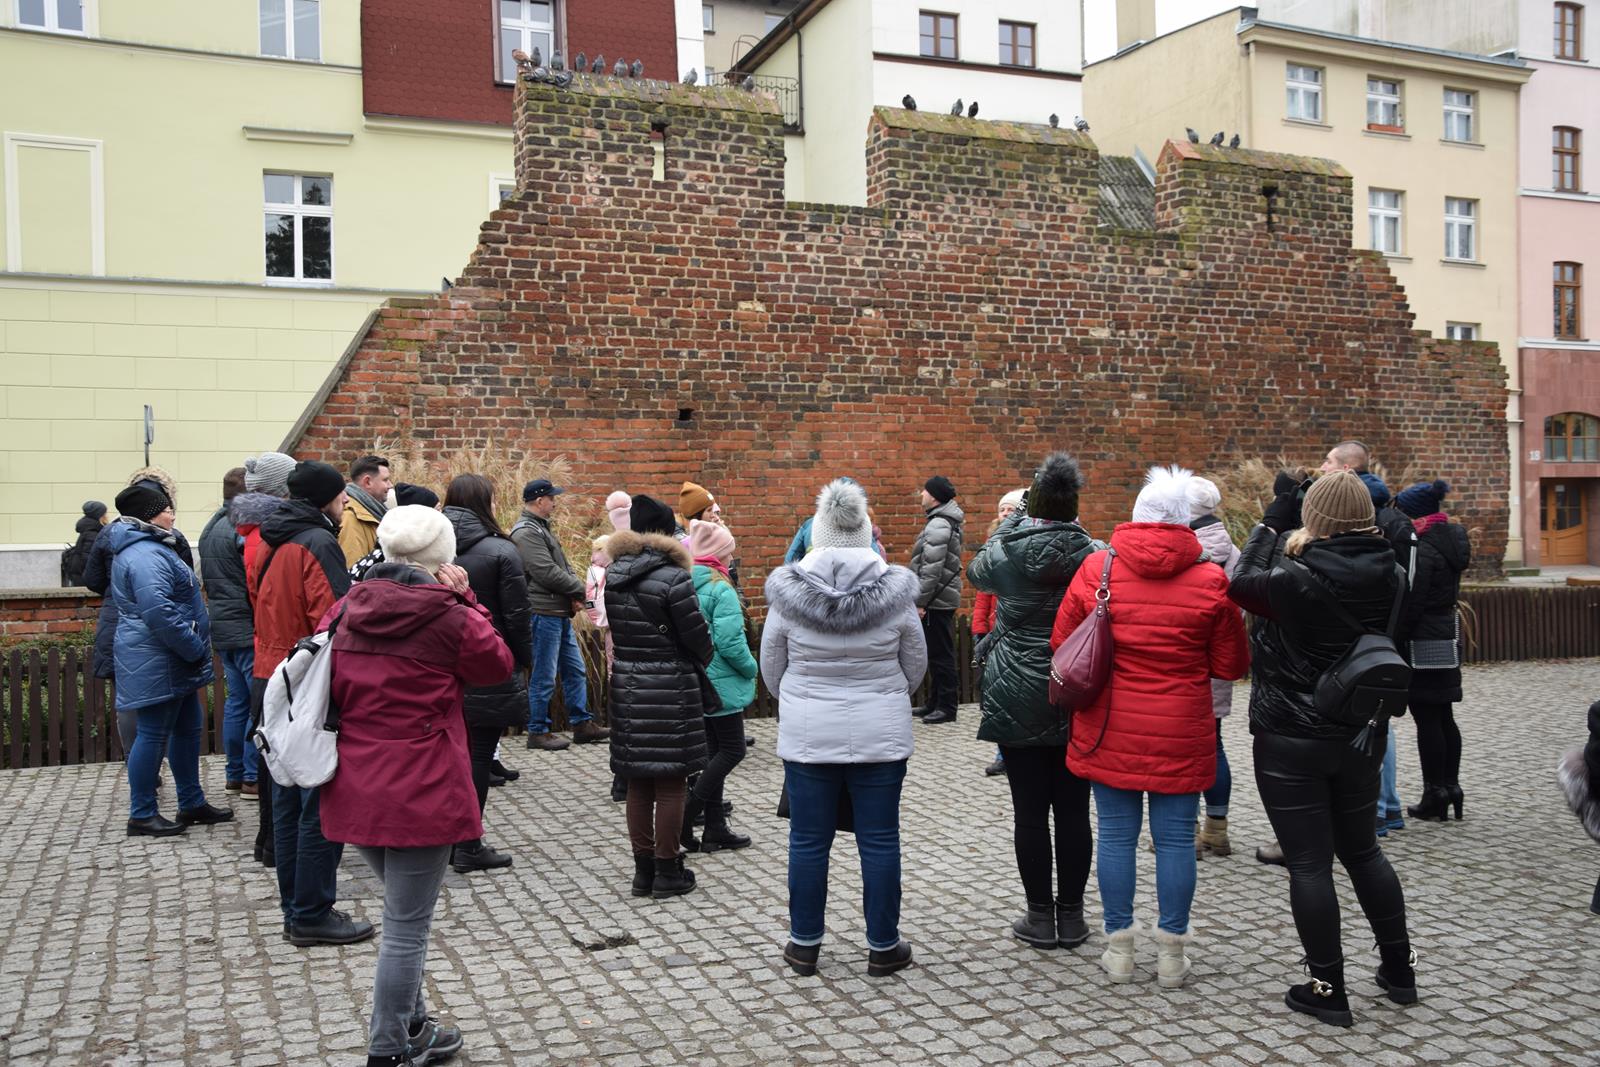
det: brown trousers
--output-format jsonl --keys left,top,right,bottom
{"left": 625, "top": 776, "right": 687, "bottom": 860}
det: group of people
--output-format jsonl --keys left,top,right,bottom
{"left": 82, "top": 436, "right": 1479, "bottom": 1065}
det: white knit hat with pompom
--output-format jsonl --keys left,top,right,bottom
{"left": 810, "top": 479, "right": 872, "bottom": 551}
{"left": 378, "top": 505, "right": 457, "bottom": 574}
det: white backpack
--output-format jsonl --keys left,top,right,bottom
{"left": 252, "top": 611, "right": 345, "bottom": 789}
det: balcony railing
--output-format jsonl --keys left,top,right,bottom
{"left": 716, "top": 72, "right": 802, "bottom": 132}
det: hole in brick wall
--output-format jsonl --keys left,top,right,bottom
{"left": 676, "top": 406, "right": 694, "bottom": 423}
{"left": 1261, "top": 183, "right": 1280, "bottom": 232}
{"left": 651, "top": 123, "right": 667, "bottom": 182}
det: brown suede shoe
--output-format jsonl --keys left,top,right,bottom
{"left": 526, "top": 732, "right": 572, "bottom": 751}
{"left": 572, "top": 720, "right": 611, "bottom": 744}
{"left": 240, "top": 782, "right": 260, "bottom": 801}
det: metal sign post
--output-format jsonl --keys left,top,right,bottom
{"left": 143, "top": 405, "right": 153, "bottom": 466}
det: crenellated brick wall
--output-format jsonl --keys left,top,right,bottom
{"left": 289, "top": 73, "right": 1511, "bottom": 602}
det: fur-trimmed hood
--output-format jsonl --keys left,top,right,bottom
{"left": 228, "top": 492, "right": 284, "bottom": 530}
{"left": 604, "top": 530, "right": 692, "bottom": 588}
{"left": 1559, "top": 745, "right": 1600, "bottom": 845}
{"left": 765, "top": 548, "right": 919, "bottom": 635}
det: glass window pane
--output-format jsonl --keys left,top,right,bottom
{"left": 501, "top": 0, "right": 522, "bottom": 21}
{"left": 293, "top": 0, "right": 319, "bottom": 61}
{"left": 301, "top": 216, "right": 332, "bottom": 279}
{"left": 260, "top": 0, "right": 287, "bottom": 55}
{"left": 263, "top": 173, "right": 295, "bottom": 204}
{"left": 56, "top": 0, "right": 82, "bottom": 31}
{"left": 302, "top": 176, "right": 331, "bottom": 205}
{"left": 265, "top": 213, "right": 296, "bottom": 277}
{"left": 920, "top": 13, "right": 933, "bottom": 35}
{"left": 500, "top": 27, "right": 519, "bottom": 80}
{"left": 18, "top": 0, "right": 44, "bottom": 25}
{"left": 1019, "top": 25, "right": 1033, "bottom": 48}
{"left": 530, "top": 1, "right": 551, "bottom": 22}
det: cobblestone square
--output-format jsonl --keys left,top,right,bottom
{"left": 2, "top": 660, "right": 1598, "bottom": 1066}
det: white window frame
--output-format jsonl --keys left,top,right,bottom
{"left": 1444, "top": 197, "right": 1477, "bottom": 261}
{"left": 2, "top": 131, "right": 105, "bottom": 275}
{"left": 1445, "top": 322, "right": 1479, "bottom": 341}
{"left": 1369, "top": 188, "right": 1403, "bottom": 255}
{"left": 496, "top": 0, "right": 556, "bottom": 84}
{"left": 702, "top": 3, "right": 713, "bottom": 33}
{"left": 263, "top": 172, "right": 334, "bottom": 286}
{"left": 488, "top": 172, "right": 516, "bottom": 210}
{"left": 13, "top": 0, "right": 95, "bottom": 35}
{"left": 1286, "top": 64, "right": 1323, "bottom": 123}
{"left": 763, "top": 11, "right": 783, "bottom": 33}
{"left": 1443, "top": 89, "right": 1475, "bottom": 142}
{"left": 1367, "top": 77, "right": 1403, "bottom": 129}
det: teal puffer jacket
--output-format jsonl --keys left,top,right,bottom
{"left": 967, "top": 515, "right": 1102, "bottom": 746}
{"left": 692, "top": 565, "right": 757, "bottom": 715}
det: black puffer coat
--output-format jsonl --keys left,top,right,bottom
{"left": 1400, "top": 520, "right": 1470, "bottom": 703}
{"left": 83, "top": 521, "right": 195, "bottom": 679}
{"left": 447, "top": 506, "right": 534, "bottom": 728}
{"left": 967, "top": 513, "right": 1102, "bottom": 746}
{"left": 603, "top": 530, "right": 712, "bottom": 779}
{"left": 199, "top": 496, "right": 279, "bottom": 651}
{"left": 1228, "top": 526, "right": 1403, "bottom": 740}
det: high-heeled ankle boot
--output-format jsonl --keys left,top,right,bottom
{"left": 1375, "top": 942, "right": 1418, "bottom": 1004}
{"left": 1405, "top": 783, "right": 1451, "bottom": 822}
{"left": 1444, "top": 782, "right": 1464, "bottom": 821}
{"left": 1285, "top": 958, "right": 1352, "bottom": 1027}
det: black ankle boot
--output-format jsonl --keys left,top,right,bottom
{"left": 700, "top": 801, "right": 751, "bottom": 852}
{"left": 1055, "top": 900, "right": 1090, "bottom": 948}
{"left": 652, "top": 856, "right": 696, "bottom": 898}
{"left": 631, "top": 852, "right": 654, "bottom": 898}
{"left": 1375, "top": 943, "right": 1418, "bottom": 1004}
{"left": 1406, "top": 783, "right": 1451, "bottom": 822}
{"left": 1011, "top": 904, "right": 1057, "bottom": 949}
{"left": 1286, "top": 959, "right": 1352, "bottom": 1027}
{"left": 681, "top": 795, "right": 704, "bottom": 853}
{"left": 1445, "top": 782, "right": 1464, "bottom": 821}
{"left": 450, "top": 840, "right": 513, "bottom": 873}
{"left": 783, "top": 941, "right": 820, "bottom": 976}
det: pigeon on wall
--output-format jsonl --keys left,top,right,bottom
{"left": 903, "top": 94, "right": 917, "bottom": 110}
{"left": 551, "top": 50, "right": 564, "bottom": 72}
{"left": 1186, "top": 127, "right": 1200, "bottom": 143}
{"left": 1074, "top": 116, "right": 1089, "bottom": 132}
{"left": 630, "top": 59, "right": 644, "bottom": 78}
{"left": 683, "top": 67, "right": 698, "bottom": 85}
{"left": 1209, "top": 131, "right": 1224, "bottom": 145}
{"left": 531, "top": 46, "right": 541, "bottom": 66}
{"left": 613, "top": 57, "right": 628, "bottom": 76}
{"left": 742, "top": 74, "right": 756, "bottom": 90}
{"left": 593, "top": 53, "right": 605, "bottom": 73}
{"left": 1229, "top": 133, "right": 1241, "bottom": 148}
{"left": 574, "top": 51, "right": 587, "bottom": 72}
{"left": 1049, "top": 113, "right": 1059, "bottom": 127}
{"left": 951, "top": 98, "right": 963, "bottom": 115}
{"left": 968, "top": 100, "right": 979, "bottom": 118}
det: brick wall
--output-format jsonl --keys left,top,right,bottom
{"left": 0, "top": 589, "right": 101, "bottom": 644}
{"left": 291, "top": 75, "right": 1511, "bottom": 603}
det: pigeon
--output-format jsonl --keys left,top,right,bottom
{"left": 531, "top": 46, "right": 541, "bottom": 66}
{"left": 532, "top": 64, "right": 550, "bottom": 82}
{"left": 1049, "top": 113, "right": 1059, "bottom": 128}
{"left": 742, "top": 74, "right": 756, "bottom": 91}
{"left": 551, "top": 50, "right": 564, "bottom": 72}
{"left": 554, "top": 69, "right": 574, "bottom": 88}
{"left": 951, "top": 98, "right": 963, "bottom": 115}
{"left": 1074, "top": 115, "right": 1089, "bottom": 132}
{"left": 630, "top": 59, "right": 643, "bottom": 78}
{"left": 613, "top": 57, "right": 628, "bottom": 76}
{"left": 903, "top": 94, "right": 917, "bottom": 111}
{"left": 1229, "top": 133, "right": 1241, "bottom": 148}
{"left": 1186, "top": 127, "right": 1200, "bottom": 143}
{"left": 968, "top": 100, "right": 979, "bottom": 118}
{"left": 683, "top": 67, "right": 698, "bottom": 85}
{"left": 1209, "top": 130, "right": 1224, "bottom": 145}
{"left": 574, "top": 51, "right": 587, "bottom": 72}
{"left": 592, "top": 54, "right": 605, "bottom": 73}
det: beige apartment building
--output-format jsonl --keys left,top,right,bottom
{"left": 1084, "top": 6, "right": 1532, "bottom": 560}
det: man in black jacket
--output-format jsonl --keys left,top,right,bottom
{"left": 199, "top": 468, "right": 260, "bottom": 799}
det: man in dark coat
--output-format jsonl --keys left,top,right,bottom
{"left": 63, "top": 501, "right": 106, "bottom": 587}
{"left": 911, "top": 476, "right": 964, "bottom": 724}
{"left": 199, "top": 468, "right": 260, "bottom": 799}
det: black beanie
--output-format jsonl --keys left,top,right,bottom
{"left": 394, "top": 482, "right": 439, "bottom": 509}
{"left": 287, "top": 460, "right": 346, "bottom": 508}
{"left": 630, "top": 494, "right": 676, "bottom": 536}
{"left": 82, "top": 500, "right": 107, "bottom": 521}
{"left": 114, "top": 480, "right": 171, "bottom": 523}
{"left": 1026, "top": 452, "right": 1083, "bottom": 522}
{"left": 924, "top": 475, "right": 956, "bottom": 504}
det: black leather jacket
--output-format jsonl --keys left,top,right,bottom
{"left": 1228, "top": 526, "right": 1402, "bottom": 740}
{"left": 1400, "top": 521, "right": 1470, "bottom": 703}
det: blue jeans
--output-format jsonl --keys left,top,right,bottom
{"left": 785, "top": 760, "right": 906, "bottom": 951}
{"left": 527, "top": 614, "right": 589, "bottom": 733}
{"left": 271, "top": 783, "right": 344, "bottom": 926}
{"left": 1092, "top": 783, "right": 1199, "bottom": 935}
{"left": 1380, "top": 721, "right": 1401, "bottom": 818}
{"left": 1203, "top": 720, "right": 1231, "bottom": 818}
{"left": 220, "top": 647, "right": 259, "bottom": 784}
{"left": 126, "top": 692, "right": 205, "bottom": 819}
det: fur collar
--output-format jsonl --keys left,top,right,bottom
{"left": 228, "top": 492, "right": 284, "bottom": 528}
{"left": 605, "top": 530, "right": 691, "bottom": 571}
{"left": 1559, "top": 746, "right": 1600, "bottom": 845}
{"left": 765, "top": 561, "right": 918, "bottom": 635}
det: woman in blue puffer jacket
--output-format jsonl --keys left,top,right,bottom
{"left": 106, "top": 479, "right": 232, "bottom": 838}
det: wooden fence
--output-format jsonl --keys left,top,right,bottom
{"left": 3, "top": 585, "right": 1592, "bottom": 771}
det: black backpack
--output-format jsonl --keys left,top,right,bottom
{"left": 61, "top": 540, "right": 92, "bottom": 586}
{"left": 1287, "top": 559, "right": 1411, "bottom": 747}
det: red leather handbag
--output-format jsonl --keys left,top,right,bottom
{"left": 1049, "top": 548, "right": 1116, "bottom": 711}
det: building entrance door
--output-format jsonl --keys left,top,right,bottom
{"left": 1540, "top": 480, "right": 1590, "bottom": 565}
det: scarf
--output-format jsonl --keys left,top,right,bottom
{"left": 345, "top": 482, "right": 388, "bottom": 523}
{"left": 694, "top": 554, "right": 731, "bottom": 579}
{"left": 1412, "top": 511, "right": 1449, "bottom": 535}
{"left": 115, "top": 516, "right": 184, "bottom": 553}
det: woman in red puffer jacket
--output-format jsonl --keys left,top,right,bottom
{"left": 1050, "top": 466, "right": 1248, "bottom": 990}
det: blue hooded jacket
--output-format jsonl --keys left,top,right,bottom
{"left": 104, "top": 519, "right": 214, "bottom": 710}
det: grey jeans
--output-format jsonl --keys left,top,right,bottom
{"left": 355, "top": 844, "right": 451, "bottom": 1055}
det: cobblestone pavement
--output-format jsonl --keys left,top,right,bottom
{"left": 2, "top": 660, "right": 1598, "bottom": 1066}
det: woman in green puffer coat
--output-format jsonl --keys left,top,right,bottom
{"left": 685, "top": 520, "right": 759, "bottom": 853}
{"left": 968, "top": 452, "right": 1103, "bottom": 952}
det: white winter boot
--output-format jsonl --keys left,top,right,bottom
{"left": 1154, "top": 929, "right": 1192, "bottom": 989}
{"left": 1100, "top": 925, "right": 1137, "bottom": 984}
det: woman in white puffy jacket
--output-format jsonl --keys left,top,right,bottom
{"left": 762, "top": 479, "right": 927, "bottom": 980}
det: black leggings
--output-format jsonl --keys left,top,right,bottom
{"left": 467, "top": 724, "right": 502, "bottom": 814}
{"left": 999, "top": 745, "right": 1092, "bottom": 909}
{"left": 250, "top": 677, "right": 274, "bottom": 854}
{"left": 692, "top": 713, "right": 747, "bottom": 807}
{"left": 1410, "top": 701, "right": 1462, "bottom": 786}
{"left": 1254, "top": 732, "right": 1410, "bottom": 967}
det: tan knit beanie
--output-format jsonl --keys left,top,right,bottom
{"left": 1300, "top": 470, "right": 1376, "bottom": 538}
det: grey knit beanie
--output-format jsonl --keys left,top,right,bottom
{"left": 810, "top": 479, "right": 873, "bottom": 551}
{"left": 245, "top": 451, "right": 295, "bottom": 496}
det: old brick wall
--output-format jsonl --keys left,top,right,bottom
{"left": 292, "top": 75, "right": 1511, "bottom": 602}
{"left": 0, "top": 589, "right": 100, "bottom": 644}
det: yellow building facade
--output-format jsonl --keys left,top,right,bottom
{"left": 0, "top": 2, "right": 516, "bottom": 544}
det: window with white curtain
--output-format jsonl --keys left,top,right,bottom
{"left": 1369, "top": 189, "right": 1403, "bottom": 254}
{"left": 497, "top": 0, "right": 555, "bottom": 83}
{"left": 1444, "top": 197, "right": 1477, "bottom": 261}
{"left": 260, "top": 0, "right": 320, "bottom": 61}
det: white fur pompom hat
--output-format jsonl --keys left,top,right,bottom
{"left": 1132, "top": 465, "right": 1196, "bottom": 526}
{"left": 1186, "top": 475, "right": 1222, "bottom": 520}
{"left": 378, "top": 504, "right": 457, "bottom": 574}
{"left": 811, "top": 479, "right": 873, "bottom": 551}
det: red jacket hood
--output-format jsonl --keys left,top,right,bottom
{"left": 335, "top": 570, "right": 460, "bottom": 643}
{"left": 1108, "top": 522, "right": 1204, "bottom": 580}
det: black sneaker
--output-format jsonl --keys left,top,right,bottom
{"left": 867, "top": 940, "right": 914, "bottom": 978}
{"left": 405, "top": 1016, "right": 464, "bottom": 1065}
{"left": 288, "top": 909, "right": 376, "bottom": 947}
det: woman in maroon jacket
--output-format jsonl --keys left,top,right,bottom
{"left": 1052, "top": 467, "right": 1248, "bottom": 989}
{"left": 320, "top": 505, "right": 514, "bottom": 1067}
